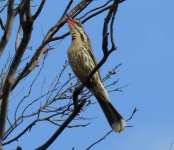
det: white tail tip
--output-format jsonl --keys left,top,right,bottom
{"left": 111, "top": 119, "right": 126, "bottom": 133}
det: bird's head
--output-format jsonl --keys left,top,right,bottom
{"left": 67, "top": 15, "right": 88, "bottom": 42}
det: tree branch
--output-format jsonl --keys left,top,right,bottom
{"left": 35, "top": 100, "right": 86, "bottom": 150}
{"left": 126, "top": 107, "right": 138, "bottom": 122}
{"left": 86, "top": 130, "right": 113, "bottom": 150}
{"left": 0, "top": 18, "right": 6, "bottom": 31}
{"left": 0, "top": 0, "right": 15, "bottom": 57}
{"left": 33, "top": 0, "right": 46, "bottom": 20}
{"left": 0, "top": 1, "right": 33, "bottom": 147}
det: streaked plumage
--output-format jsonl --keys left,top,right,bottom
{"left": 67, "top": 16, "right": 126, "bottom": 132}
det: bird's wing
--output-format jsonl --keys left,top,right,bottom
{"left": 87, "top": 43, "right": 102, "bottom": 81}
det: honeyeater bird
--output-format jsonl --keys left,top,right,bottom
{"left": 67, "top": 16, "right": 126, "bottom": 132}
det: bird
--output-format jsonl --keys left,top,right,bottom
{"left": 67, "top": 15, "right": 126, "bottom": 132}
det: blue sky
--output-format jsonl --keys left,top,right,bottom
{"left": 2, "top": 0, "right": 174, "bottom": 149}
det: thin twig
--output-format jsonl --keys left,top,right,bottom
{"left": 126, "top": 107, "right": 138, "bottom": 122}
{"left": 78, "top": 0, "right": 113, "bottom": 19}
{"left": 86, "top": 130, "right": 113, "bottom": 150}
{"left": 60, "top": 0, "right": 73, "bottom": 21}
{"left": 35, "top": 100, "right": 86, "bottom": 150}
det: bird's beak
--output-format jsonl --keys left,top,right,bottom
{"left": 66, "top": 15, "right": 76, "bottom": 26}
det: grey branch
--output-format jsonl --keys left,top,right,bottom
{"left": 86, "top": 130, "right": 113, "bottom": 150}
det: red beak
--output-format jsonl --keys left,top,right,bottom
{"left": 67, "top": 15, "right": 76, "bottom": 26}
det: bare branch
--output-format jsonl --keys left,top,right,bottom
{"left": 25, "top": 0, "right": 32, "bottom": 21}
{"left": 86, "top": 130, "right": 113, "bottom": 150}
{"left": 82, "top": 5, "right": 111, "bottom": 24}
{"left": 0, "top": 3, "right": 7, "bottom": 13}
{"left": 126, "top": 107, "right": 138, "bottom": 122}
{"left": 0, "top": 0, "right": 15, "bottom": 57}
{"left": 35, "top": 100, "right": 86, "bottom": 150}
{"left": 78, "top": 0, "right": 113, "bottom": 20}
{"left": 102, "top": 1, "right": 118, "bottom": 54}
{"left": 60, "top": 0, "right": 73, "bottom": 21}
{"left": 110, "top": 2, "right": 117, "bottom": 50}
{"left": 33, "top": 0, "right": 46, "bottom": 20}
{"left": 0, "top": 18, "right": 5, "bottom": 31}
{"left": 0, "top": 1, "right": 33, "bottom": 146}
{"left": 73, "top": 0, "right": 92, "bottom": 18}
{"left": 3, "top": 120, "right": 37, "bottom": 145}
{"left": 15, "top": 25, "right": 22, "bottom": 51}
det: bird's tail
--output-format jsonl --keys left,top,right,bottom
{"left": 90, "top": 83, "right": 126, "bottom": 132}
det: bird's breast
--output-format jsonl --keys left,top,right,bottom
{"left": 68, "top": 47, "right": 98, "bottom": 83}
